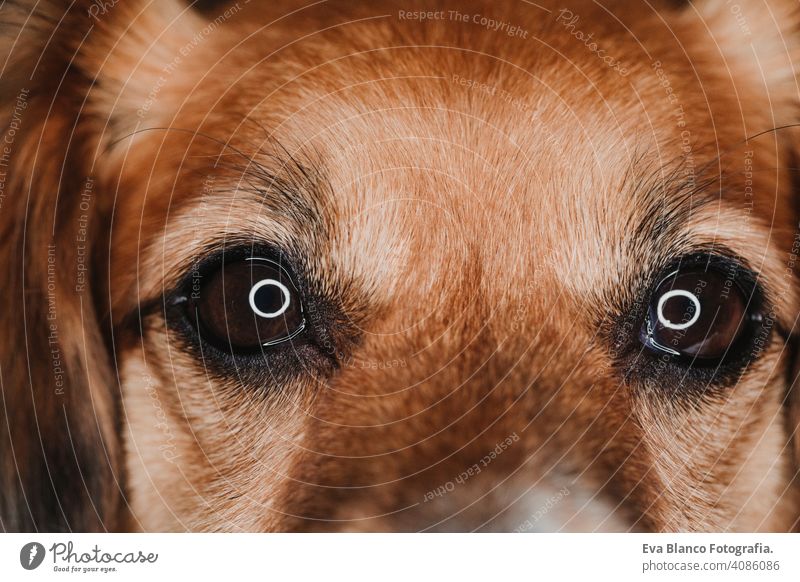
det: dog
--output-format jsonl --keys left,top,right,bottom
{"left": 1, "top": 0, "right": 800, "bottom": 532}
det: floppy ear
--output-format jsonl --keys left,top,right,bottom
{"left": 0, "top": 0, "right": 199, "bottom": 532}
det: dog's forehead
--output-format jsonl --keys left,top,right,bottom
{"left": 250, "top": 67, "right": 638, "bottom": 278}
{"left": 118, "top": 55, "right": 675, "bottom": 328}
{"left": 255, "top": 68, "right": 674, "bottom": 311}
{"left": 131, "top": 11, "right": 779, "bottom": 323}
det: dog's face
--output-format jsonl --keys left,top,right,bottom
{"left": 3, "top": 0, "right": 800, "bottom": 532}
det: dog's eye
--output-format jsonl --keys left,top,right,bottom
{"left": 189, "top": 257, "right": 305, "bottom": 351}
{"left": 639, "top": 264, "right": 756, "bottom": 360}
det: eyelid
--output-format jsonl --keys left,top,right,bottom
{"left": 187, "top": 256, "right": 307, "bottom": 353}
{"left": 639, "top": 251, "right": 770, "bottom": 362}
{"left": 649, "top": 251, "right": 759, "bottom": 296}
{"left": 126, "top": 243, "right": 298, "bottom": 328}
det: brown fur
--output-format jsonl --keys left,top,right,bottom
{"left": 2, "top": 0, "right": 800, "bottom": 531}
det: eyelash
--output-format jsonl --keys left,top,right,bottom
{"left": 614, "top": 252, "right": 774, "bottom": 394}
{"left": 163, "top": 245, "right": 329, "bottom": 383}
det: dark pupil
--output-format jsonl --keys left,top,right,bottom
{"left": 252, "top": 282, "right": 286, "bottom": 316}
{"left": 642, "top": 269, "right": 747, "bottom": 360}
{"left": 194, "top": 259, "right": 304, "bottom": 350}
{"left": 659, "top": 293, "right": 697, "bottom": 328}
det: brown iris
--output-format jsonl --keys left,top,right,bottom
{"left": 640, "top": 267, "right": 750, "bottom": 360}
{"left": 191, "top": 257, "right": 305, "bottom": 351}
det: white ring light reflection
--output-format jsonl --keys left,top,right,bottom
{"left": 248, "top": 278, "right": 291, "bottom": 318}
{"left": 656, "top": 289, "right": 701, "bottom": 330}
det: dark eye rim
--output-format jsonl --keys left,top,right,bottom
{"left": 189, "top": 255, "right": 308, "bottom": 354}
{"left": 638, "top": 254, "right": 764, "bottom": 367}
{"left": 612, "top": 250, "right": 777, "bottom": 393}
{"left": 166, "top": 243, "right": 316, "bottom": 364}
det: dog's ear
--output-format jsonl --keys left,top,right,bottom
{"left": 0, "top": 0, "right": 199, "bottom": 532}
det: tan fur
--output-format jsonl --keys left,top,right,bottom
{"left": 2, "top": 0, "right": 800, "bottom": 532}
